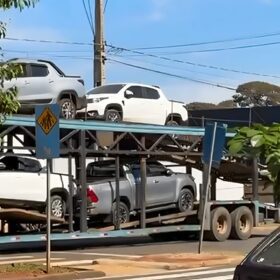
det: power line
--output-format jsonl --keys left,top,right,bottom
{"left": 104, "top": 0, "right": 109, "bottom": 13}
{"left": 106, "top": 43, "right": 280, "bottom": 79}
{"left": 150, "top": 40, "right": 280, "bottom": 55}
{"left": 109, "top": 53, "right": 237, "bottom": 83}
{"left": 107, "top": 57, "right": 236, "bottom": 91}
{"left": 3, "top": 36, "right": 280, "bottom": 79}
{"left": 3, "top": 37, "right": 94, "bottom": 46}
{"left": 82, "top": 0, "right": 94, "bottom": 36}
{"left": 132, "top": 31, "right": 280, "bottom": 50}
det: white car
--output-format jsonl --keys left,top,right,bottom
{"left": 76, "top": 83, "right": 188, "bottom": 125}
{"left": 2, "top": 58, "right": 87, "bottom": 119}
{"left": 0, "top": 155, "right": 75, "bottom": 218}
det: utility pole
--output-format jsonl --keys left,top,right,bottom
{"left": 94, "top": 0, "right": 105, "bottom": 87}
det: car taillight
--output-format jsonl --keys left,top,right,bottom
{"left": 78, "top": 79, "right": 84, "bottom": 85}
{"left": 87, "top": 187, "right": 99, "bottom": 203}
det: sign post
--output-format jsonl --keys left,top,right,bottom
{"left": 35, "top": 104, "right": 60, "bottom": 273}
{"left": 198, "top": 122, "right": 226, "bottom": 253}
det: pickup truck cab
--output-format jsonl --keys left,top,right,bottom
{"left": 84, "top": 160, "right": 196, "bottom": 224}
{"left": 2, "top": 58, "right": 87, "bottom": 119}
{"left": 76, "top": 83, "right": 188, "bottom": 125}
{"left": 0, "top": 155, "right": 75, "bottom": 218}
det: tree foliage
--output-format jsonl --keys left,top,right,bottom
{"left": 228, "top": 124, "right": 280, "bottom": 206}
{"left": 233, "top": 81, "right": 280, "bottom": 107}
{"left": 217, "top": 99, "right": 237, "bottom": 108}
{"left": 186, "top": 102, "right": 217, "bottom": 110}
{"left": 0, "top": 0, "right": 38, "bottom": 122}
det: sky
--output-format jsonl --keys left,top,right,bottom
{"left": 1, "top": 0, "right": 280, "bottom": 104}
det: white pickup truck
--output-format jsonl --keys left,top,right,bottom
{"left": 76, "top": 83, "right": 188, "bottom": 125}
{"left": 0, "top": 155, "right": 75, "bottom": 218}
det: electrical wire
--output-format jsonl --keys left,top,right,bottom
{"left": 106, "top": 43, "right": 280, "bottom": 79}
{"left": 104, "top": 0, "right": 109, "bottom": 13}
{"left": 107, "top": 57, "right": 236, "bottom": 91}
{"left": 3, "top": 36, "right": 280, "bottom": 79}
{"left": 82, "top": 0, "right": 94, "bottom": 36}
{"left": 87, "top": 0, "right": 93, "bottom": 28}
{"left": 132, "top": 30, "right": 280, "bottom": 50}
{"left": 148, "top": 40, "right": 280, "bottom": 55}
{"left": 108, "top": 53, "right": 237, "bottom": 83}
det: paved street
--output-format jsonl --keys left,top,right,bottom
{"left": 0, "top": 225, "right": 277, "bottom": 279}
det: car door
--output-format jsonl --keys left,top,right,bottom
{"left": 123, "top": 86, "right": 166, "bottom": 125}
{"left": 0, "top": 156, "right": 45, "bottom": 204}
{"left": 141, "top": 87, "right": 166, "bottom": 125}
{"left": 122, "top": 86, "right": 146, "bottom": 123}
{"left": 145, "top": 162, "right": 177, "bottom": 207}
{"left": 19, "top": 63, "right": 52, "bottom": 103}
{"left": 2, "top": 63, "right": 29, "bottom": 101}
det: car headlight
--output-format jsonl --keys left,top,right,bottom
{"left": 88, "top": 97, "right": 108, "bottom": 103}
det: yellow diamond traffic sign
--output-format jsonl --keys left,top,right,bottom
{"left": 37, "top": 107, "right": 58, "bottom": 135}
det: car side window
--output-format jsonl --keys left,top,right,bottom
{"left": 86, "top": 162, "right": 124, "bottom": 178}
{"left": 0, "top": 156, "right": 41, "bottom": 172}
{"left": 17, "top": 64, "right": 28, "bottom": 78}
{"left": 30, "top": 64, "right": 49, "bottom": 77}
{"left": 126, "top": 86, "right": 143, "bottom": 98}
{"left": 252, "top": 234, "right": 280, "bottom": 266}
{"left": 142, "top": 87, "right": 160, "bottom": 99}
{"left": 147, "top": 162, "right": 166, "bottom": 177}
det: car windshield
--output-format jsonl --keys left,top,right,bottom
{"left": 252, "top": 229, "right": 280, "bottom": 266}
{"left": 87, "top": 84, "right": 125, "bottom": 95}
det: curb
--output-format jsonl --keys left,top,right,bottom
{"left": 18, "top": 270, "right": 105, "bottom": 280}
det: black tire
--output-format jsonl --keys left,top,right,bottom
{"left": 230, "top": 206, "right": 253, "bottom": 240}
{"left": 166, "top": 120, "right": 179, "bottom": 126}
{"left": 177, "top": 188, "right": 194, "bottom": 212}
{"left": 59, "top": 98, "right": 76, "bottom": 119}
{"left": 105, "top": 109, "right": 122, "bottom": 122}
{"left": 205, "top": 207, "right": 231, "bottom": 241}
{"left": 112, "top": 201, "right": 130, "bottom": 225}
{"left": 50, "top": 195, "right": 66, "bottom": 219}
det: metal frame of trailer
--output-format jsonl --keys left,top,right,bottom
{"left": 0, "top": 116, "right": 278, "bottom": 249}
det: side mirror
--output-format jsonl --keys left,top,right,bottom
{"left": 165, "top": 169, "right": 173, "bottom": 176}
{"left": 124, "top": 90, "right": 134, "bottom": 99}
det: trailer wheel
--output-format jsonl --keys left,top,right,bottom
{"left": 112, "top": 201, "right": 130, "bottom": 225}
{"left": 230, "top": 206, "right": 253, "bottom": 240}
{"left": 205, "top": 207, "right": 231, "bottom": 241}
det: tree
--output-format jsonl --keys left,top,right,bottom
{"left": 0, "top": 0, "right": 37, "bottom": 123}
{"left": 233, "top": 81, "right": 280, "bottom": 107}
{"left": 186, "top": 102, "right": 216, "bottom": 110}
{"left": 228, "top": 124, "right": 280, "bottom": 206}
{"left": 217, "top": 99, "right": 237, "bottom": 108}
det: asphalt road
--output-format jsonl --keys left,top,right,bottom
{"left": 0, "top": 228, "right": 272, "bottom": 261}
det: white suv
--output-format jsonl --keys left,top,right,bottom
{"left": 2, "top": 58, "right": 87, "bottom": 119}
{"left": 76, "top": 83, "right": 188, "bottom": 125}
{"left": 0, "top": 155, "right": 75, "bottom": 218}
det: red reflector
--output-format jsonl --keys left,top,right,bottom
{"left": 87, "top": 188, "right": 99, "bottom": 203}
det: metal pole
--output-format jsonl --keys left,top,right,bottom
{"left": 94, "top": 0, "right": 105, "bottom": 87}
{"left": 115, "top": 154, "right": 120, "bottom": 230}
{"left": 46, "top": 159, "right": 51, "bottom": 273}
{"left": 252, "top": 157, "right": 259, "bottom": 201}
{"left": 140, "top": 157, "right": 147, "bottom": 229}
{"left": 68, "top": 155, "right": 74, "bottom": 232}
{"left": 198, "top": 122, "right": 217, "bottom": 254}
{"left": 79, "top": 130, "right": 88, "bottom": 232}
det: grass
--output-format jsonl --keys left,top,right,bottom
{"left": 0, "top": 263, "right": 76, "bottom": 274}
